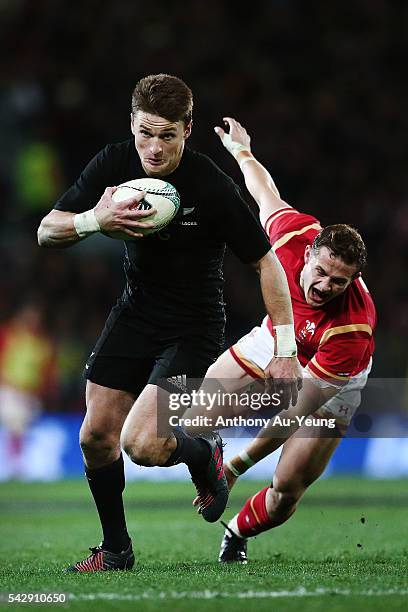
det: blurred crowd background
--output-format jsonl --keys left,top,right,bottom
{"left": 0, "top": 0, "right": 406, "bottom": 426}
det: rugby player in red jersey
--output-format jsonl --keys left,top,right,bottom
{"left": 196, "top": 117, "right": 376, "bottom": 563}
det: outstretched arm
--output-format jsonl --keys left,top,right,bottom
{"left": 253, "top": 249, "right": 303, "bottom": 406}
{"left": 214, "top": 117, "right": 291, "bottom": 229}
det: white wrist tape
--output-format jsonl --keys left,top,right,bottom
{"left": 226, "top": 461, "right": 242, "bottom": 477}
{"left": 272, "top": 324, "right": 297, "bottom": 358}
{"left": 239, "top": 450, "right": 255, "bottom": 467}
{"left": 221, "top": 133, "right": 251, "bottom": 158}
{"left": 74, "top": 209, "right": 101, "bottom": 237}
{"left": 226, "top": 450, "right": 256, "bottom": 478}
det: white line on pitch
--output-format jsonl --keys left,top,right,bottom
{"left": 68, "top": 588, "right": 408, "bottom": 601}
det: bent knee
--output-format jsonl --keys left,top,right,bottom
{"left": 122, "top": 431, "right": 175, "bottom": 467}
{"left": 80, "top": 422, "right": 119, "bottom": 455}
{"left": 121, "top": 433, "right": 155, "bottom": 467}
{"left": 123, "top": 445, "right": 154, "bottom": 467}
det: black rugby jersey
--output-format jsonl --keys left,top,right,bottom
{"left": 54, "top": 140, "right": 270, "bottom": 330}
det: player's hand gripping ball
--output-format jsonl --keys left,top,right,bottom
{"left": 108, "top": 178, "right": 180, "bottom": 239}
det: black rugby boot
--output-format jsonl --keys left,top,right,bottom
{"left": 191, "top": 433, "right": 229, "bottom": 523}
{"left": 218, "top": 521, "right": 248, "bottom": 564}
{"left": 66, "top": 541, "right": 135, "bottom": 572}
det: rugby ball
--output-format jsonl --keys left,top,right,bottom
{"left": 107, "top": 178, "right": 180, "bottom": 239}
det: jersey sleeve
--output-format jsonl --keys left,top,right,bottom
{"left": 214, "top": 175, "right": 271, "bottom": 264}
{"left": 54, "top": 145, "right": 115, "bottom": 213}
{"left": 306, "top": 328, "right": 374, "bottom": 387}
{"left": 264, "top": 208, "right": 322, "bottom": 250}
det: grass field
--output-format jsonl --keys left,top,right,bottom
{"left": 0, "top": 477, "right": 407, "bottom": 611}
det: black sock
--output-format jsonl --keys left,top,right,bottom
{"left": 85, "top": 454, "right": 130, "bottom": 553}
{"left": 163, "top": 429, "right": 211, "bottom": 474}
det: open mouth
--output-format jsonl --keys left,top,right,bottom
{"left": 310, "top": 287, "right": 329, "bottom": 303}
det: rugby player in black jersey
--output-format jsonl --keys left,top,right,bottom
{"left": 37, "top": 74, "right": 302, "bottom": 572}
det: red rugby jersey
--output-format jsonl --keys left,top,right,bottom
{"left": 264, "top": 208, "right": 376, "bottom": 385}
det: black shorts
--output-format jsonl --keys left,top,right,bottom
{"left": 85, "top": 301, "right": 224, "bottom": 397}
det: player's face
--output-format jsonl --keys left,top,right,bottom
{"left": 301, "top": 245, "right": 357, "bottom": 308}
{"left": 131, "top": 111, "right": 191, "bottom": 177}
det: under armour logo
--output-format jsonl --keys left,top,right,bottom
{"left": 338, "top": 405, "right": 349, "bottom": 414}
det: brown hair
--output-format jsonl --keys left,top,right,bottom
{"left": 312, "top": 224, "right": 367, "bottom": 276}
{"left": 131, "top": 74, "right": 193, "bottom": 126}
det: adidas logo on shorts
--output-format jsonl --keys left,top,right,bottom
{"left": 167, "top": 374, "right": 188, "bottom": 391}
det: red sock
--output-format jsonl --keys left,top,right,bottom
{"left": 236, "top": 486, "right": 274, "bottom": 537}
